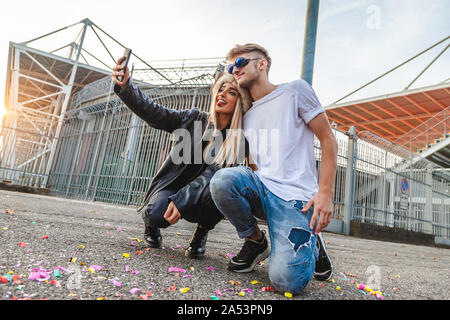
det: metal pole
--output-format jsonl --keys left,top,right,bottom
{"left": 300, "top": 0, "right": 320, "bottom": 85}
{"left": 43, "top": 21, "right": 89, "bottom": 188}
{"left": 343, "top": 126, "right": 357, "bottom": 235}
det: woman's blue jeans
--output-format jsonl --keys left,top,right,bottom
{"left": 210, "top": 166, "right": 318, "bottom": 294}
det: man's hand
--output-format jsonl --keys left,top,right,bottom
{"left": 164, "top": 201, "right": 181, "bottom": 225}
{"left": 111, "top": 56, "right": 130, "bottom": 90}
{"left": 301, "top": 191, "right": 333, "bottom": 235}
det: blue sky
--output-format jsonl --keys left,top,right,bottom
{"left": 1, "top": 0, "right": 449, "bottom": 110}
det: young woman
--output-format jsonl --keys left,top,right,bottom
{"left": 112, "top": 57, "right": 251, "bottom": 258}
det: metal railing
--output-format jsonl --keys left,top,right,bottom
{"left": 395, "top": 106, "right": 449, "bottom": 154}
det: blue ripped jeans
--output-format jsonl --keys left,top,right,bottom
{"left": 210, "top": 166, "right": 318, "bottom": 294}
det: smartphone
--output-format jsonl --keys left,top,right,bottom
{"left": 118, "top": 48, "right": 132, "bottom": 82}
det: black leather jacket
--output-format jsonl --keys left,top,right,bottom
{"left": 114, "top": 81, "right": 220, "bottom": 215}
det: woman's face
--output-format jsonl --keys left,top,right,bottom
{"left": 215, "top": 82, "right": 239, "bottom": 116}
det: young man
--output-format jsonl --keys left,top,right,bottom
{"left": 210, "top": 44, "right": 338, "bottom": 294}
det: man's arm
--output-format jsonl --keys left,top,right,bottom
{"left": 301, "top": 112, "right": 338, "bottom": 234}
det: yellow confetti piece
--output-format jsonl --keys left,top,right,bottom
{"left": 88, "top": 268, "right": 95, "bottom": 274}
{"left": 123, "top": 253, "right": 130, "bottom": 258}
{"left": 251, "top": 280, "right": 262, "bottom": 285}
{"left": 97, "top": 297, "right": 107, "bottom": 300}
{"left": 284, "top": 292, "right": 293, "bottom": 298}
{"left": 336, "top": 286, "right": 341, "bottom": 291}
{"left": 1, "top": 227, "right": 7, "bottom": 231}
{"left": 239, "top": 292, "right": 245, "bottom": 297}
{"left": 328, "top": 279, "right": 335, "bottom": 283}
{"left": 180, "top": 287, "right": 190, "bottom": 293}
{"left": 78, "top": 245, "right": 85, "bottom": 249}
{"left": 190, "top": 267, "right": 195, "bottom": 271}
{"left": 69, "top": 257, "right": 77, "bottom": 263}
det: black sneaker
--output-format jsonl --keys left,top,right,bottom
{"left": 185, "top": 225, "right": 208, "bottom": 259}
{"left": 144, "top": 227, "right": 162, "bottom": 249}
{"left": 314, "top": 233, "right": 334, "bottom": 281}
{"left": 228, "top": 231, "right": 270, "bottom": 273}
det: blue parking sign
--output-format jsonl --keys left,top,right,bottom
{"left": 401, "top": 178, "right": 409, "bottom": 194}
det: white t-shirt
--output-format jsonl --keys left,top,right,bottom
{"left": 243, "top": 79, "right": 325, "bottom": 201}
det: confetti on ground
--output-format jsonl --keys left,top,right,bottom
{"left": 129, "top": 288, "right": 142, "bottom": 295}
{"left": 284, "top": 292, "right": 293, "bottom": 298}
{"left": 166, "top": 285, "right": 177, "bottom": 292}
{"left": 112, "top": 280, "right": 122, "bottom": 287}
{"left": 168, "top": 267, "right": 186, "bottom": 274}
{"left": 122, "top": 253, "right": 130, "bottom": 258}
{"left": 180, "top": 287, "right": 190, "bottom": 293}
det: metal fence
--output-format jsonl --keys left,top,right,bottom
{"left": 347, "top": 130, "right": 449, "bottom": 238}
{"left": 48, "top": 76, "right": 213, "bottom": 205}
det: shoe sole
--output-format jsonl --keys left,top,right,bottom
{"left": 185, "top": 251, "right": 205, "bottom": 259}
{"left": 228, "top": 247, "right": 270, "bottom": 273}
{"left": 314, "top": 233, "right": 334, "bottom": 281}
{"left": 143, "top": 239, "right": 162, "bottom": 249}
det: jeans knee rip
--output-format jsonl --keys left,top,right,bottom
{"left": 288, "top": 228, "right": 313, "bottom": 256}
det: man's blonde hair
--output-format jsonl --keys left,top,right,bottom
{"left": 226, "top": 43, "right": 272, "bottom": 74}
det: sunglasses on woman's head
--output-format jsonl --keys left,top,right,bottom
{"left": 227, "top": 57, "right": 261, "bottom": 74}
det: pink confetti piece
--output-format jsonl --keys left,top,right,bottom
{"left": 215, "top": 289, "right": 223, "bottom": 296}
{"left": 131, "top": 270, "right": 139, "bottom": 275}
{"left": 54, "top": 266, "right": 69, "bottom": 273}
{"left": 28, "top": 267, "right": 51, "bottom": 282}
{"left": 226, "top": 253, "right": 233, "bottom": 259}
{"left": 116, "top": 227, "right": 123, "bottom": 232}
{"left": 206, "top": 266, "right": 214, "bottom": 271}
{"left": 183, "top": 275, "right": 192, "bottom": 278}
{"left": 130, "top": 288, "right": 142, "bottom": 295}
{"left": 112, "top": 280, "right": 122, "bottom": 287}
{"left": 125, "top": 265, "right": 130, "bottom": 272}
{"left": 89, "top": 265, "right": 103, "bottom": 271}
{"left": 168, "top": 267, "right": 186, "bottom": 274}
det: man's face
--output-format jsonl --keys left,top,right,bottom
{"left": 228, "top": 53, "right": 262, "bottom": 88}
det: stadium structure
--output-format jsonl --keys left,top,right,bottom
{"left": 1, "top": 19, "right": 449, "bottom": 244}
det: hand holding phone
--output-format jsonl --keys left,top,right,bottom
{"left": 112, "top": 48, "right": 132, "bottom": 89}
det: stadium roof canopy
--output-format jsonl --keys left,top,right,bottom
{"left": 325, "top": 81, "right": 449, "bottom": 147}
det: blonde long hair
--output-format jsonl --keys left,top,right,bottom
{"left": 205, "top": 73, "right": 252, "bottom": 167}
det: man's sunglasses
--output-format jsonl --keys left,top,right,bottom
{"left": 227, "top": 57, "right": 261, "bottom": 74}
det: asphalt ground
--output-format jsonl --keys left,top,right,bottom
{"left": 1, "top": 189, "right": 449, "bottom": 302}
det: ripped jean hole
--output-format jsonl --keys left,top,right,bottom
{"left": 288, "top": 228, "right": 312, "bottom": 254}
